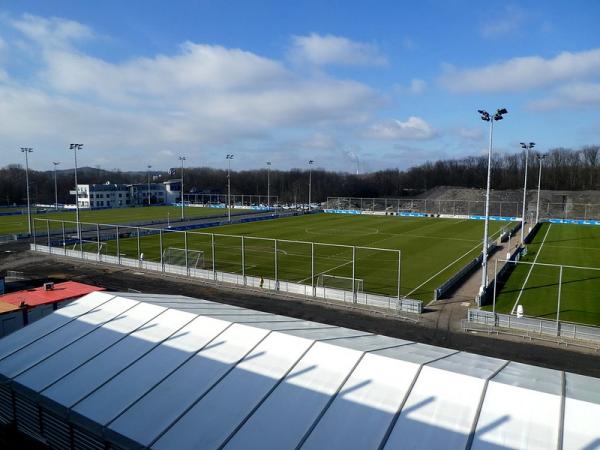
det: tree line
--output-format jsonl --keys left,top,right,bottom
{"left": 1, "top": 145, "right": 598, "bottom": 206}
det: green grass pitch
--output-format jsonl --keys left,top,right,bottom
{"left": 69, "top": 213, "right": 512, "bottom": 301}
{"left": 0, "top": 206, "right": 226, "bottom": 235}
{"left": 484, "top": 222, "right": 600, "bottom": 326}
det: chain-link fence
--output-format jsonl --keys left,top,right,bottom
{"left": 488, "top": 259, "right": 600, "bottom": 328}
{"left": 32, "top": 218, "right": 422, "bottom": 315}
{"left": 327, "top": 196, "right": 600, "bottom": 220}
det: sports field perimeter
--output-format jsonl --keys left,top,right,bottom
{"left": 486, "top": 223, "right": 600, "bottom": 326}
{"left": 0, "top": 206, "right": 226, "bottom": 236}
{"left": 71, "top": 213, "right": 513, "bottom": 301}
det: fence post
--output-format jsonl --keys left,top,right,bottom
{"left": 79, "top": 220, "right": 83, "bottom": 259}
{"left": 96, "top": 223, "right": 101, "bottom": 260}
{"left": 160, "top": 229, "right": 164, "bottom": 272}
{"left": 136, "top": 227, "right": 141, "bottom": 266}
{"left": 241, "top": 235, "right": 245, "bottom": 285}
{"left": 116, "top": 225, "right": 121, "bottom": 265}
{"left": 352, "top": 246, "right": 356, "bottom": 303}
{"left": 32, "top": 219, "right": 37, "bottom": 249}
{"left": 46, "top": 219, "right": 51, "bottom": 254}
{"left": 184, "top": 231, "right": 189, "bottom": 276}
{"left": 397, "top": 250, "right": 402, "bottom": 302}
{"left": 274, "top": 239, "right": 279, "bottom": 290}
{"left": 62, "top": 221, "right": 66, "bottom": 255}
{"left": 311, "top": 242, "right": 315, "bottom": 296}
{"left": 556, "top": 265, "right": 563, "bottom": 336}
{"left": 492, "top": 258, "right": 498, "bottom": 320}
{"left": 211, "top": 234, "right": 216, "bottom": 280}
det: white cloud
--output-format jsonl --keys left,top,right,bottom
{"left": 395, "top": 78, "right": 426, "bottom": 95}
{"left": 289, "top": 33, "right": 387, "bottom": 66}
{"left": 439, "top": 48, "right": 600, "bottom": 93}
{"left": 528, "top": 82, "right": 600, "bottom": 110}
{"left": 365, "top": 117, "right": 437, "bottom": 140}
{"left": 1, "top": 14, "right": 385, "bottom": 169}
{"left": 11, "top": 13, "right": 94, "bottom": 49}
{"left": 480, "top": 6, "right": 525, "bottom": 38}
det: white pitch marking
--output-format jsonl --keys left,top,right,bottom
{"left": 510, "top": 224, "right": 552, "bottom": 315}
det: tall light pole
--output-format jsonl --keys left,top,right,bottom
{"left": 226, "top": 154, "right": 234, "bottom": 222}
{"left": 20, "top": 148, "right": 33, "bottom": 235}
{"left": 70, "top": 144, "right": 83, "bottom": 237}
{"left": 308, "top": 160, "right": 314, "bottom": 210}
{"left": 179, "top": 156, "right": 186, "bottom": 219}
{"left": 52, "top": 161, "right": 60, "bottom": 210}
{"left": 536, "top": 154, "right": 546, "bottom": 224}
{"left": 519, "top": 142, "right": 535, "bottom": 244}
{"left": 147, "top": 165, "right": 152, "bottom": 206}
{"left": 477, "top": 108, "right": 508, "bottom": 299}
{"left": 266, "top": 161, "right": 271, "bottom": 208}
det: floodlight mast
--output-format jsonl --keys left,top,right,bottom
{"left": 179, "top": 156, "right": 186, "bottom": 220}
{"left": 308, "top": 160, "right": 314, "bottom": 211}
{"left": 147, "top": 165, "right": 152, "bottom": 206}
{"left": 477, "top": 108, "right": 508, "bottom": 304}
{"left": 226, "top": 154, "right": 234, "bottom": 222}
{"left": 520, "top": 142, "right": 535, "bottom": 244}
{"left": 266, "top": 162, "right": 271, "bottom": 208}
{"left": 52, "top": 162, "right": 60, "bottom": 210}
{"left": 70, "top": 144, "right": 83, "bottom": 237}
{"left": 536, "top": 154, "right": 546, "bottom": 224}
{"left": 20, "top": 148, "right": 33, "bottom": 235}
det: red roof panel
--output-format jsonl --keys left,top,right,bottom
{"left": 0, "top": 281, "right": 105, "bottom": 307}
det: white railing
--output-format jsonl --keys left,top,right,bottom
{"left": 32, "top": 244, "right": 422, "bottom": 316}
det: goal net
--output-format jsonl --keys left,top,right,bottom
{"left": 316, "top": 274, "right": 364, "bottom": 292}
{"left": 71, "top": 240, "right": 106, "bottom": 254}
{"left": 162, "top": 247, "right": 205, "bottom": 269}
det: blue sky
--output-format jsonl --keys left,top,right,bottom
{"left": 1, "top": 0, "right": 599, "bottom": 172}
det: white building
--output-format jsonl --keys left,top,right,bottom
{"left": 76, "top": 183, "right": 131, "bottom": 209}
{"left": 76, "top": 180, "right": 182, "bottom": 208}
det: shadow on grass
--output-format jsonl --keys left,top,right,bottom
{"left": 499, "top": 274, "right": 600, "bottom": 295}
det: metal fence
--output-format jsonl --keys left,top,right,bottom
{"left": 327, "top": 196, "right": 600, "bottom": 220}
{"left": 31, "top": 218, "right": 422, "bottom": 315}
{"left": 466, "top": 309, "right": 600, "bottom": 345}
{"left": 184, "top": 193, "right": 279, "bottom": 206}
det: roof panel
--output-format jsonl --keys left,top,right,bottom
{"left": 302, "top": 352, "right": 420, "bottom": 450}
{"left": 223, "top": 341, "right": 363, "bottom": 450}
{"left": 14, "top": 302, "right": 165, "bottom": 392}
{"left": 106, "top": 322, "right": 270, "bottom": 447}
{"left": 385, "top": 366, "right": 488, "bottom": 450}
{"left": 373, "top": 342, "right": 457, "bottom": 364}
{"left": 152, "top": 332, "right": 313, "bottom": 450}
{"left": 562, "top": 373, "right": 600, "bottom": 450}
{"left": 71, "top": 314, "right": 229, "bottom": 427}
{"left": 41, "top": 307, "right": 192, "bottom": 409}
{"left": 472, "top": 375, "right": 562, "bottom": 450}
{"left": 0, "top": 291, "right": 114, "bottom": 362}
{"left": 0, "top": 296, "right": 138, "bottom": 379}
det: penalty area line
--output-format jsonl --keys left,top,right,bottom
{"left": 510, "top": 224, "right": 552, "bottom": 315}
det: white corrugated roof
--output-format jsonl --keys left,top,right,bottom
{"left": 0, "top": 290, "right": 598, "bottom": 450}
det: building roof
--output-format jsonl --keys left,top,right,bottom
{"left": 0, "top": 281, "right": 105, "bottom": 308}
{"left": 0, "top": 290, "right": 598, "bottom": 450}
{"left": 0, "top": 300, "right": 20, "bottom": 314}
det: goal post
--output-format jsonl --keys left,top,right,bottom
{"left": 316, "top": 274, "right": 364, "bottom": 293}
{"left": 71, "top": 239, "right": 106, "bottom": 254}
{"left": 162, "top": 247, "right": 205, "bottom": 269}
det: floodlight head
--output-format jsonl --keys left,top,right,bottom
{"left": 520, "top": 143, "right": 527, "bottom": 148}
{"left": 494, "top": 114, "right": 503, "bottom": 121}
{"left": 309, "top": 160, "right": 314, "bottom": 164}
{"left": 20, "top": 147, "right": 33, "bottom": 153}
{"left": 266, "top": 161, "right": 271, "bottom": 166}
{"left": 497, "top": 108, "right": 508, "bottom": 115}
{"left": 530, "top": 142, "right": 536, "bottom": 148}
{"left": 477, "top": 109, "right": 488, "bottom": 115}
{"left": 53, "top": 161, "right": 60, "bottom": 166}
{"left": 478, "top": 109, "right": 490, "bottom": 121}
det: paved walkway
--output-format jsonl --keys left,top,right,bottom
{"left": 426, "top": 231, "right": 522, "bottom": 333}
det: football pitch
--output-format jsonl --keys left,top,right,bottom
{"left": 484, "top": 223, "right": 600, "bottom": 326}
{"left": 0, "top": 206, "right": 226, "bottom": 236}
{"left": 71, "top": 213, "right": 513, "bottom": 301}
